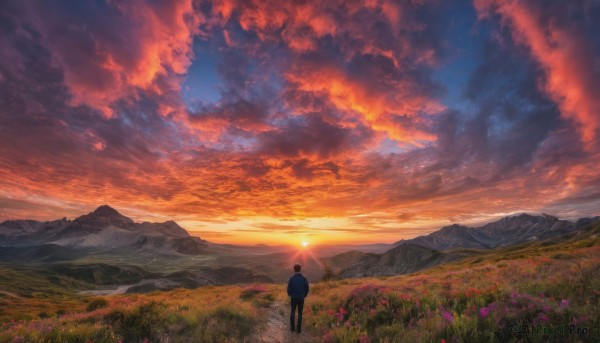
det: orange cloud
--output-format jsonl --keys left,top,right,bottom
{"left": 31, "top": 0, "right": 203, "bottom": 118}
{"left": 2, "top": 0, "right": 599, "bottom": 246}
{"left": 210, "top": 0, "right": 445, "bottom": 144}
{"left": 285, "top": 63, "right": 443, "bottom": 143}
{"left": 474, "top": 0, "right": 600, "bottom": 145}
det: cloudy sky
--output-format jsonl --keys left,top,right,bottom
{"left": 0, "top": 0, "right": 599, "bottom": 244}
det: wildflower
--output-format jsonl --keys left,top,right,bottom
{"left": 351, "top": 284, "right": 387, "bottom": 298}
{"left": 381, "top": 299, "right": 388, "bottom": 306}
{"left": 408, "top": 318, "right": 416, "bottom": 328}
{"left": 479, "top": 306, "right": 491, "bottom": 318}
{"left": 335, "top": 307, "right": 348, "bottom": 322}
{"left": 442, "top": 311, "right": 454, "bottom": 324}
{"left": 560, "top": 299, "right": 569, "bottom": 309}
{"left": 322, "top": 330, "right": 333, "bottom": 343}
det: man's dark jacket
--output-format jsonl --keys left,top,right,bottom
{"left": 287, "top": 273, "right": 309, "bottom": 300}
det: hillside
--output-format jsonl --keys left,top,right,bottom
{"left": 338, "top": 243, "right": 478, "bottom": 278}
{"left": 0, "top": 221, "right": 598, "bottom": 342}
{"left": 330, "top": 214, "right": 600, "bottom": 279}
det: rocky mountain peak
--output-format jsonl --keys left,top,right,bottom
{"left": 75, "top": 205, "right": 133, "bottom": 227}
{"left": 438, "top": 224, "right": 469, "bottom": 233}
{"left": 90, "top": 205, "right": 122, "bottom": 217}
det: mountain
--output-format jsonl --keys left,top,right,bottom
{"left": 321, "top": 250, "right": 372, "bottom": 274}
{"left": 336, "top": 214, "right": 600, "bottom": 278}
{"left": 0, "top": 244, "right": 88, "bottom": 263}
{"left": 394, "top": 213, "right": 600, "bottom": 251}
{"left": 0, "top": 205, "right": 207, "bottom": 256}
{"left": 338, "top": 243, "right": 475, "bottom": 278}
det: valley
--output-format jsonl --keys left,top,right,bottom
{"left": 0, "top": 216, "right": 598, "bottom": 341}
{"left": 2, "top": 207, "right": 598, "bottom": 293}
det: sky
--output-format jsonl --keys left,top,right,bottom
{"left": 0, "top": 0, "right": 599, "bottom": 245}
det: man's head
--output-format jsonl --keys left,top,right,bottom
{"left": 294, "top": 264, "right": 301, "bottom": 272}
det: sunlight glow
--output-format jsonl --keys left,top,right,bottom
{"left": 302, "top": 241, "right": 309, "bottom": 247}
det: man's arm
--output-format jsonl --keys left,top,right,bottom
{"left": 304, "top": 277, "right": 309, "bottom": 298}
{"left": 287, "top": 277, "right": 292, "bottom": 297}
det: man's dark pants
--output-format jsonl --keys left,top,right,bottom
{"left": 290, "top": 297, "right": 304, "bottom": 332}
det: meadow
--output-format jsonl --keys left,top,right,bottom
{"left": 0, "top": 229, "right": 598, "bottom": 342}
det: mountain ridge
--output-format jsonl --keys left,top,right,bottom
{"left": 336, "top": 213, "right": 600, "bottom": 278}
{"left": 0, "top": 205, "right": 206, "bottom": 256}
{"left": 393, "top": 213, "right": 600, "bottom": 250}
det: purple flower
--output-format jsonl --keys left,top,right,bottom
{"left": 560, "top": 299, "right": 569, "bottom": 309}
{"left": 442, "top": 311, "right": 454, "bottom": 324}
{"left": 480, "top": 306, "right": 491, "bottom": 318}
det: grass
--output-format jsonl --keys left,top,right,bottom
{"left": 0, "top": 230, "right": 598, "bottom": 342}
{"left": 0, "top": 285, "right": 270, "bottom": 342}
{"left": 305, "top": 233, "right": 600, "bottom": 342}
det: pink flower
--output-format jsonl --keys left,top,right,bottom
{"left": 442, "top": 311, "right": 454, "bottom": 324}
{"left": 335, "top": 307, "right": 348, "bottom": 322}
{"left": 479, "top": 306, "right": 491, "bottom": 318}
{"left": 322, "top": 330, "right": 333, "bottom": 343}
{"left": 560, "top": 299, "right": 569, "bottom": 309}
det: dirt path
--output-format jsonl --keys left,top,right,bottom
{"left": 253, "top": 300, "right": 317, "bottom": 343}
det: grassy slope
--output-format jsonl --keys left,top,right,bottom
{"left": 0, "top": 226, "right": 598, "bottom": 342}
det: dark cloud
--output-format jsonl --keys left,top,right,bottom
{"left": 257, "top": 114, "right": 373, "bottom": 159}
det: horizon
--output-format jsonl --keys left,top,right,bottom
{"left": 2, "top": 204, "right": 595, "bottom": 246}
{"left": 1, "top": 0, "right": 600, "bottom": 246}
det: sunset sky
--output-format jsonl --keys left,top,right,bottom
{"left": 0, "top": 0, "right": 599, "bottom": 245}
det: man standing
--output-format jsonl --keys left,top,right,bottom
{"left": 287, "top": 263, "right": 309, "bottom": 334}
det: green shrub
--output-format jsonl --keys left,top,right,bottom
{"left": 239, "top": 285, "right": 266, "bottom": 300}
{"left": 251, "top": 293, "right": 275, "bottom": 308}
{"left": 86, "top": 297, "right": 108, "bottom": 312}
{"left": 45, "top": 325, "right": 116, "bottom": 343}
{"left": 190, "top": 307, "right": 257, "bottom": 341}
{"left": 104, "top": 302, "right": 166, "bottom": 342}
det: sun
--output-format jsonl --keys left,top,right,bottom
{"left": 301, "top": 241, "right": 309, "bottom": 247}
